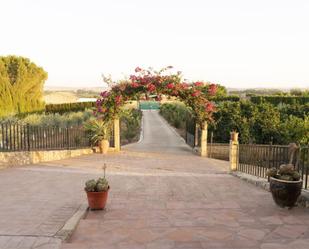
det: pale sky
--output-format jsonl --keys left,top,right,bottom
{"left": 0, "top": 0, "right": 308, "bottom": 89}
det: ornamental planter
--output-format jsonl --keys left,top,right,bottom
{"left": 99, "top": 139, "right": 109, "bottom": 154}
{"left": 86, "top": 186, "right": 110, "bottom": 210}
{"left": 269, "top": 177, "right": 302, "bottom": 208}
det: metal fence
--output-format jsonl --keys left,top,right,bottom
{"left": 238, "top": 144, "right": 289, "bottom": 178}
{"left": 296, "top": 146, "right": 309, "bottom": 189}
{"left": 208, "top": 143, "right": 230, "bottom": 161}
{"left": 238, "top": 144, "right": 309, "bottom": 190}
{"left": 0, "top": 123, "right": 92, "bottom": 151}
{"left": 185, "top": 118, "right": 196, "bottom": 147}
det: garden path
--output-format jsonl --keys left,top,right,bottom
{"left": 124, "top": 110, "right": 193, "bottom": 154}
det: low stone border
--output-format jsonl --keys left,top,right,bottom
{"left": 55, "top": 204, "right": 88, "bottom": 242}
{"left": 231, "top": 171, "right": 309, "bottom": 208}
{"left": 0, "top": 146, "right": 121, "bottom": 169}
{"left": 0, "top": 148, "right": 94, "bottom": 169}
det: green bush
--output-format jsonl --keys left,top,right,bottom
{"left": 160, "top": 102, "right": 192, "bottom": 129}
{"left": 211, "top": 96, "right": 240, "bottom": 102}
{"left": 0, "top": 110, "right": 93, "bottom": 128}
{"left": 161, "top": 101, "right": 309, "bottom": 145}
{"left": 120, "top": 109, "right": 142, "bottom": 144}
{"left": 250, "top": 96, "right": 309, "bottom": 105}
{"left": 45, "top": 101, "right": 96, "bottom": 114}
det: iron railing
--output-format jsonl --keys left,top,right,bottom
{"left": 238, "top": 144, "right": 309, "bottom": 190}
{"left": 0, "top": 122, "right": 116, "bottom": 152}
{"left": 0, "top": 123, "right": 91, "bottom": 151}
{"left": 208, "top": 143, "right": 229, "bottom": 161}
{"left": 297, "top": 146, "right": 309, "bottom": 189}
{"left": 238, "top": 144, "right": 289, "bottom": 178}
{"left": 185, "top": 118, "right": 196, "bottom": 148}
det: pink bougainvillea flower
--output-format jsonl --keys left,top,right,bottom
{"left": 100, "top": 91, "right": 109, "bottom": 98}
{"left": 96, "top": 99, "right": 102, "bottom": 106}
{"left": 135, "top": 67, "right": 142, "bottom": 73}
{"left": 181, "top": 83, "right": 189, "bottom": 89}
{"left": 140, "top": 78, "right": 148, "bottom": 85}
{"left": 194, "top": 81, "right": 204, "bottom": 87}
{"left": 130, "top": 75, "right": 137, "bottom": 81}
{"left": 147, "top": 84, "right": 156, "bottom": 92}
{"left": 167, "top": 83, "right": 174, "bottom": 89}
{"left": 208, "top": 84, "right": 217, "bottom": 95}
{"left": 205, "top": 102, "right": 215, "bottom": 112}
{"left": 131, "top": 82, "right": 139, "bottom": 88}
{"left": 191, "top": 90, "right": 201, "bottom": 97}
{"left": 115, "top": 95, "right": 122, "bottom": 105}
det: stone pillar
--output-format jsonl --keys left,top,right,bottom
{"left": 200, "top": 122, "right": 208, "bottom": 157}
{"left": 229, "top": 132, "right": 239, "bottom": 171}
{"left": 113, "top": 118, "right": 120, "bottom": 152}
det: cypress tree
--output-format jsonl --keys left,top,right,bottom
{"left": 0, "top": 56, "right": 47, "bottom": 117}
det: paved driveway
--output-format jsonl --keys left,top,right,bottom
{"left": 1, "top": 111, "right": 309, "bottom": 249}
{"left": 61, "top": 111, "right": 309, "bottom": 249}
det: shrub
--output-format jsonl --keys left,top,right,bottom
{"left": 250, "top": 96, "right": 309, "bottom": 105}
{"left": 45, "top": 101, "right": 96, "bottom": 114}
{"left": 159, "top": 102, "right": 192, "bottom": 129}
{"left": 0, "top": 110, "right": 93, "bottom": 128}
{"left": 120, "top": 109, "right": 142, "bottom": 144}
{"left": 160, "top": 100, "right": 309, "bottom": 145}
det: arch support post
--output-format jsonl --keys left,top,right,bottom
{"left": 200, "top": 122, "right": 208, "bottom": 157}
{"left": 113, "top": 118, "right": 120, "bottom": 152}
{"left": 229, "top": 132, "right": 239, "bottom": 171}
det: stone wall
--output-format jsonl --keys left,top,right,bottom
{"left": 0, "top": 148, "right": 94, "bottom": 169}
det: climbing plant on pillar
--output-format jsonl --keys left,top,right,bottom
{"left": 95, "top": 66, "right": 218, "bottom": 126}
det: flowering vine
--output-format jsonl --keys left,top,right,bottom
{"left": 95, "top": 67, "right": 218, "bottom": 126}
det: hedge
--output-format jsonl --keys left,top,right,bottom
{"left": 250, "top": 96, "right": 309, "bottom": 105}
{"left": 212, "top": 96, "right": 240, "bottom": 102}
{"left": 45, "top": 101, "right": 96, "bottom": 114}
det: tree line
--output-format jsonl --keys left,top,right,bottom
{"left": 160, "top": 101, "right": 309, "bottom": 145}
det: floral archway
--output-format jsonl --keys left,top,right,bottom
{"left": 95, "top": 66, "right": 218, "bottom": 126}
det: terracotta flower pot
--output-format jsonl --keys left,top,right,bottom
{"left": 86, "top": 187, "right": 110, "bottom": 210}
{"left": 98, "top": 139, "right": 109, "bottom": 154}
{"left": 269, "top": 177, "right": 302, "bottom": 208}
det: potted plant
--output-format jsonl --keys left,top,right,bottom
{"left": 84, "top": 119, "right": 111, "bottom": 154}
{"left": 266, "top": 164, "right": 302, "bottom": 208}
{"left": 84, "top": 165, "right": 110, "bottom": 210}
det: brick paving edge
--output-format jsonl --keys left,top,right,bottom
{"left": 230, "top": 171, "right": 309, "bottom": 208}
{"left": 54, "top": 204, "right": 88, "bottom": 242}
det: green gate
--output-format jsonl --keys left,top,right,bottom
{"left": 139, "top": 101, "right": 160, "bottom": 110}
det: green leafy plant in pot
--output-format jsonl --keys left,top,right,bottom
{"left": 84, "top": 119, "right": 111, "bottom": 154}
{"left": 267, "top": 164, "right": 302, "bottom": 208}
{"left": 85, "top": 165, "right": 110, "bottom": 210}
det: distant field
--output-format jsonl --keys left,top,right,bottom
{"left": 43, "top": 87, "right": 106, "bottom": 104}
{"left": 44, "top": 91, "right": 79, "bottom": 104}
